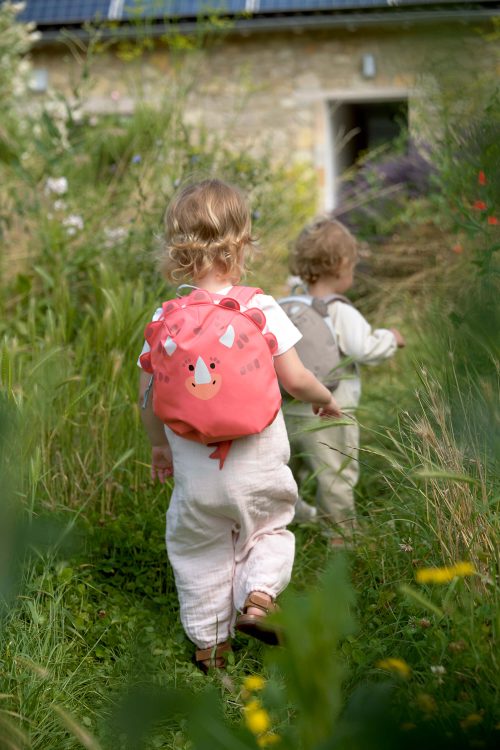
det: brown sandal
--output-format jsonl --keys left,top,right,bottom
{"left": 194, "top": 641, "right": 232, "bottom": 673}
{"left": 235, "top": 592, "right": 280, "bottom": 645}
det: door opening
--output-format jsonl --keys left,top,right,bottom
{"left": 329, "top": 97, "right": 409, "bottom": 208}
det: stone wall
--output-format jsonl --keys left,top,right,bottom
{"left": 32, "top": 23, "right": 495, "bottom": 209}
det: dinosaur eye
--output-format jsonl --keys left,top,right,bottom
{"left": 210, "top": 362, "right": 216, "bottom": 369}
{"left": 188, "top": 364, "right": 194, "bottom": 371}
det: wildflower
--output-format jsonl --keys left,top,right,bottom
{"left": 452, "top": 243, "right": 463, "bottom": 254}
{"left": 399, "top": 540, "right": 413, "bottom": 553}
{"left": 131, "top": 154, "right": 142, "bottom": 164}
{"left": 472, "top": 200, "right": 487, "bottom": 211}
{"left": 62, "top": 214, "right": 84, "bottom": 235}
{"left": 430, "top": 665, "right": 446, "bottom": 683}
{"left": 416, "top": 693, "right": 437, "bottom": 714}
{"left": 45, "top": 177, "right": 68, "bottom": 196}
{"left": 243, "top": 675, "right": 266, "bottom": 692}
{"left": 244, "top": 699, "right": 271, "bottom": 735}
{"left": 487, "top": 216, "right": 498, "bottom": 225}
{"left": 418, "top": 618, "right": 431, "bottom": 628}
{"left": 478, "top": 170, "right": 487, "bottom": 185}
{"left": 461, "top": 713, "right": 483, "bottom": 730}
{"left": 376, "top": 658, "right": 411, "bottom": 679}
{"left": 53, "top": 200, "right": 67, "bottom": 211}
{"left": 110, "top": 90, "right": 121, "bottom": 101}
{"left": 103, "top": 227, "right": 128, "bottom": 247}
{"left": 415, "top": 561, "right": 476, "bottom": 584}
{"left": 257, "top": 733, "right": 281, "bottom": 747}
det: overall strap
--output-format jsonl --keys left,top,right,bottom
{"left": 229, "top": 286, "right": 263, "bottom": 306}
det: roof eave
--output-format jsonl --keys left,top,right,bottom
{"left": 34, "top": 9, "right": 499, "bottom": 45}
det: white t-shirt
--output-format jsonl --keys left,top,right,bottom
{"left": 329, "top": 301, "right": 397, "bottom": 365}
{"left": 137, "top": 286, "right": 302, "bottom": 366}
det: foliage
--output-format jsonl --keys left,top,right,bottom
{"left": 1, "top": 6, "right": 499, "bottom": 750}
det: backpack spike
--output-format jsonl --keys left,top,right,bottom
{"left": 219, "top": 297, "right": 240, "bottom": 311}
{"left": 162, "top": 299, "right": 180, "bottom": 315}
{"left": 244, "top": 308, "right": 266, "bottom": 331}
{"left": 264, "top": 333, "right": 278, "bottom": 354}
{"left": 184, "top": 289, "right": 212, "bottom": 305}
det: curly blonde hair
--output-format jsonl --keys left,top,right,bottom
{"left": 290, "top": 218, "right": 358, "bottom": 285}
{"left": 158, "top": 179, "right": 255, "bottom": 283}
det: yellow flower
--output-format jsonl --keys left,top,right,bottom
{"left": 376, "top": 658, "right": 412, "bottom": 679}
{"left": 244, "top": 702, "right": 271, "bottom": 736}
{"left": 461, "top": 713, "right": 483, "bottom": 730}
{"left": 257, "top": 733, "right": 281, "bottom": 747}
{"left": 416, "top": 693, "right": 437, "bottom": 714}
{"left": 415, "top": 562, "right": 476, "bottom": 584}
{"left": 243, "top": 675, "right": 266, "bottom": 692}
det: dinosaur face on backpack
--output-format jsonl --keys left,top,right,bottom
{"left": 184, "top": 354, "right": 222, "bottom": 400}
{"left": 140, "top": 287, "right": 282, "bottom": 460}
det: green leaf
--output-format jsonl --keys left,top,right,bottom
{"left": 399, "top": 584, "right": 444, "bottom": 618}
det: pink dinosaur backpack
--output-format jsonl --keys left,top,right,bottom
{"left": 139, "top": 286, "right": 281, "bottom": 468}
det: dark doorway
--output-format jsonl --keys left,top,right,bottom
{"left": 331, "top": 98, "right": 409, "bottom": 178}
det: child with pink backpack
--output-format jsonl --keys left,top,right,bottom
{"left": 138, "top": 179, "right": 340, "bottom": 672}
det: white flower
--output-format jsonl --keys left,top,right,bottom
{"left": 103, "top": 227, "right": 128, "bottom": 247}
{"left": 430, "top": 665, "right": 446, "bottom": 675}
{"left": 53, "top": 200, "right": 67, "bottom": 211}
{"left": 11, "top": 2, "right": 27, "bottom": 12}
{"left": 62, "top": 214, "right": 84, "bottom": 234}
{"left": 399, "top": 540, "right": 413, "bottom": 553}
{"left": 45, "top": 177, "right": 68, "bottom": 195}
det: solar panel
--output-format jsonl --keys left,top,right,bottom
{"left": 257, "top": 0, "right": 488, "bottom": 10}
{"left": 15, "top": 1, "right": 110, "bottom": 25}
{"left": 120, "top": 2, "right": 245, "bottom": 20}
{"left": 10, "top": 0, "right": 492, "bottom": 25}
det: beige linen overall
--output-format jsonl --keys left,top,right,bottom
{"left": 165, "top": 410, "right": 297, "bottom": 649}
{"left": 285, "top": 378, "right": 360, "bottom": 534}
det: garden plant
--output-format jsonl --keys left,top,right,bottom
{"left": 0, "top": 4, "right": 499, "bottom": 749}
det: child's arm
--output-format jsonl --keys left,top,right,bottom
{"left": 138, "top": 371, "right": 173, "bottom": 482}
{"left": 274, "top": 347, "right": 341, "bottom": 417}
{"left": 335, "top": 304, "right": 401, "bottom": 364}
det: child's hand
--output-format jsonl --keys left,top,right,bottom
{"left": 390, "top": 328, "right": 406, "bottom": 348}
{"left": 151, "top": 444, "right": 173, "bottom": 483}
{"left": 313, "top": 395, "right": 342, "bottom": 419}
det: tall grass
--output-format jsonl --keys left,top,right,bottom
{"left": 1, "top": 6, "right": 499, "bottom": 749}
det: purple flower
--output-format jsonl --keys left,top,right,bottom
{"left": 131, "top": 154, "right": 142, "bottom": 164}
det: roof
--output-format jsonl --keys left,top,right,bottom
{"left": 8, "top": 0, "right": 499, "bottom": 33}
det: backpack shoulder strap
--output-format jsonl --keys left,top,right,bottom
{"left": 322, "top": 293, "right": 352, "bottom": 306}
{"left": 311, "top": 293, "right": 351, "bottom": 317}
{"left": 229, "top": 286, "right": 263, "bottom": 307}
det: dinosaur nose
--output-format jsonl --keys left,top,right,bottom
{"left": 194, "top": 356, "right": 211, "bottom": 385}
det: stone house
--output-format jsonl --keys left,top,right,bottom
{"left": 20, "top": 0, "right": 500, "bottom": 209}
